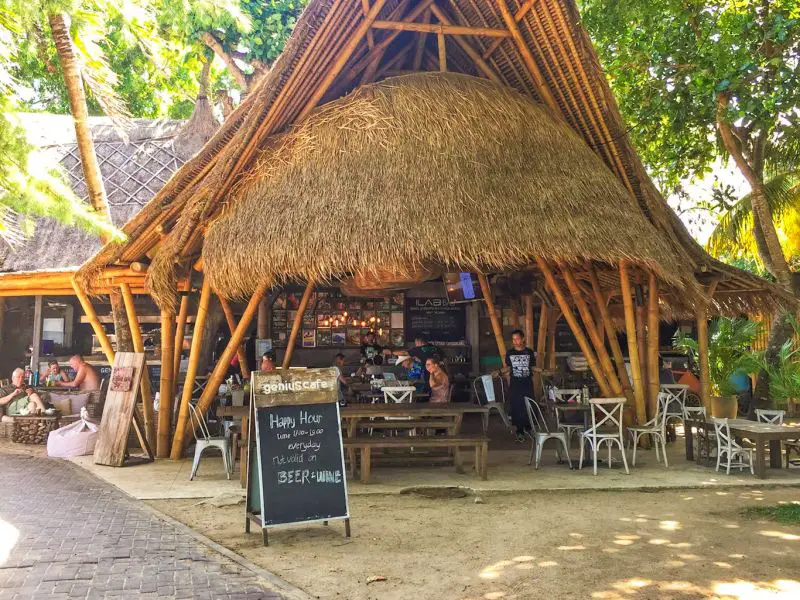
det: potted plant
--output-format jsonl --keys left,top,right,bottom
{"left": 760, "top": 316, "right": 800, "bottom": 415}
{"left": 673, "top": 317, "right": 762, "bottom": 418}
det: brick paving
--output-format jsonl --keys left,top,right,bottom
{"left": 0, "top": 453, "right": 294, "bottom": 600}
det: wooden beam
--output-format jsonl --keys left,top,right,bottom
{"left": 546, "top": 309, "right": 557, "bottom": 370}
{"left": 495, "top": 0, "right": 560, "bottom": 114}
{"left": 477, "top": 273, "right": 507, "bottom": 359}
{"left": 437, "top": 31, "right": 447, "bottom": 71}
{"left": 534, "top": 302, "right": 547, "bottom": 400}
{"left": 30, "top": 295, "right": 43, "bottom": 371}
{"left": 483, "top": 0, "right": 538, "bottom": 59}
{"left": 371, "top": 20, "right": 511, "bottom": 37}
{"left": 619, "top": 261, "right": 647, "bottom": 424}
{"left": 536, "top": 258, "right": 612, "bottom": 397}
{"left": 360, "top": 0, "right": 375, "bottom": 48}
{"left": 157, "top": 307, "right": 175, "bottom": 458}
{"left": 195, "top": 283, "right": 268, "bottom": 424}
{"left": 412, "top": 9, "right": 431, "bottom": 70}
{"left": 72, "top": 281, "right": 114, "bottom": 364}
{"left": 257, "top": 297, "right": 269, "bottom": 339}
{"left": 219, "top": 295, "right": 251, "bottom": 381}
{"left": 647, "top": 272, "right": 660, "bottom": 418}
{"left": 524, "top": 295, "right": 534, "bottom": 346}
{"left": 561, "top": 266, "right": 623, "bottom": 396}
{"left": 170, "top": 278, "right": 212, "bottom": 460}
{"left": 282, "top": 281, "right": 316, "bottom": 368}
{"left": 172, "top": 294, "right": 190, "bottom": 397}
{"left": 697, "top": 283, "right": 716, "bottom": 409}
{"left": 119, "top": 283, "right": 156, "bottom": 450}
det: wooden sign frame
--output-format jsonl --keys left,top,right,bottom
{"left": 245, "top": 369, "right": 350, "bottom": 546}
{"left": 94, "top": 352, "right": 154, "bottom": 466}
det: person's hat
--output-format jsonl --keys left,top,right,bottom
{"left": 395, "top": 353, "right": 412, "bottom": 365}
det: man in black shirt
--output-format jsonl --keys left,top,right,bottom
{"left": 505, "top": 329, "right": 535, "bottom": 441}
{"left": 408, "top": 337, "right": 440, "bottom": 391}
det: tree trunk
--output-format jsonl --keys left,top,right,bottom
{"left": 48, "top": 13, "right": 112, "bottom": 241}
{"left": 109, "top": 292, "right": 134, "bottom": 353}
{"left": 749, "top": 181, "right": 794, "bottom": 291}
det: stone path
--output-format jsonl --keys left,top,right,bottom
{"left": 0, "top": 453, "right": 297, "bottom": 600}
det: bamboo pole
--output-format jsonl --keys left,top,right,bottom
{"left": 412, "top": 9, "right": 430, "bottom": 70}
{"left": 194, "top": 283, "right": 269, "bottom": 424}
{"left": 437, "top": 31, "right": 447, "bottom": 71}
{"left": 170, "top": 279, "right": 212, "bottom": 459}
{"left": 636, "top": 301, "right": 649, "bottom": 408}
{"left": 585, "top": 264, "right": 633, "bottom": 398}
{"left": 157, "top": 307, "right": 175, "bottom": 458}
{"left": 535, "top": 258, "right": 612, "bottom": 397}
{"left": 482, "top": 0, "right": 537, "bottom": 59}
{"left": 619, "top": 261, "right": 647, "bottom": 424}
{"left": 477, "top": 273, "right": 507, "bottom": 359}
{"left": 546, "top": 310, "right": 558, "bottom": 370}
{"left": 219, "top": 295, "right": 251, "bottom": 380}
{"left": 534, "top": 303, "right": 548, "bottom": 400}
{"left": 428, "top": 5, "right": 500, "bottom": 84}
{"left": 282, "top": 281, "right": 315, "bottom": 368}
{"left": 72, "top": 281, "right": 114, "bottom": 364}
{"left": 119, "top": 283, "right": 155, "bottom": 450}
{"left": 524, "top": 295, "right": 534, "bottom": 346}
{"left": 172, "top": 294, "right": 190, "bottom": 397}
{"left": 561, "top": 266, "right": 623, "bottom": 396}
{"left": 697, "top": 303, "right": 710, "bottom": 409}
{"left": 647, "top": 272, "right": 661, "bottom": 418}
{"left": 371, "top": 20, "right": 511, "bottom": 37}
{"left": 257, "top": 298, "right": 269, "bottom": 339}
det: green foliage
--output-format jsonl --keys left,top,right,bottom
{"left": 673, "top": 317, "right": 763, "bottom": 396}
{"left": 743, "top": 503, "right": 800, "bottom": 524}
{"left": 580, "top": 0, "right": 800, "bottom": 194}
{"left": 760, "top": 314, "right": 800, "bottom": 405}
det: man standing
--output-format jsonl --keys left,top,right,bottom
{"left": 57, "top": 355, "right": 101, "bottom": 391}
{"left": 505, "top": 329, "right": 535, "bottom": 442}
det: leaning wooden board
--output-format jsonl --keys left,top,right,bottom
{"left": 94, "top": 352, "right": 146, "bottom": 466}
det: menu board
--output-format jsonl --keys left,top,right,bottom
{"left": 246, "top": 370, "right": 349, "bottom": 544}
{"left": 405, "top": 297, "right": 466, "bottom": 343}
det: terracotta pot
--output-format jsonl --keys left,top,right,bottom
{"left": 710, "top": 395, "right": 738, "bottom": 419}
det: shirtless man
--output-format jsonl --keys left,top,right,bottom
{"left": 57, "top": 355, "right": 101, "bottom": 391}
{"left": 0, "top": 368, "right": 46, "bottom": 415}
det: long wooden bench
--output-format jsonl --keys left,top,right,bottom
{"left": 344, "top": 434, "right": 489, "bottom": 483}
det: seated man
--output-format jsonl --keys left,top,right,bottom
{"left": 56, "top": 355, "right": 101, "bottom": 391}
{"left": 0, "top": 368, "right": 46, "bottom": 416}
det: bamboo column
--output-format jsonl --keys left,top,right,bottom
{"left": 524, "top": 295, "right": 534, "bottom": 344}
{"left": 157, "top": 307, "right": 175, "bottom": 458}
{"left": 172, "top": 294, "right": 190, "bottom": 396}
{"left": 282, "top": 281, "right": 315, "bottom": 368}
{"left": 119, "top": 283, "right": 155, "bottom": 449}
{"left": 697, "top": 282, "right": 718, "bottom": 408}
{"left": 477, "top": 273, "right": 507, "bottom": 359}
{"left": 195, "top": 283, "right": 268, "bottom": 422}
{"left": 72, "top": 281, "right": 115, "bottom": 364}
{"left": 219, "top": 296, "right": 251, "bottom": 380}
{"left": 534, "top": 303, "right": 548, "bottom": 399}
{"left": 536, "top": 258, "right": 612, "bottom": 397}
{"left": 636, "top": 300, "right": 649, "bottom": 407}
{"left": 257, "top": 298, "right": 269, "bottom": 338}
{"left": 561, "top": 266, "right": 623, "bottom": 396}
{"left": 171, "top": 278, "right": 212, "bottom": 459}
{"left": 546, "top": 310, "right": 557, "bottom": 370}
{"left": 647, "top": 272, "right": 661, "bottom": 417}
{"left": 619, "top": 261, "right": 647, "bottom": 424}
{"left": 585, "top": 264, "right": 633, "bottom": 398}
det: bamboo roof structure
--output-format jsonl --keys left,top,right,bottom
{"left": 76, "top": 0, "right": 795, "bottom": 316}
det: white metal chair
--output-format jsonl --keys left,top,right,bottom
{"left": 524, "top": 397, "right": 572, "bottom": 469}
{"left": 661, "top": 384, "right": 689, "bottom": 427}
{"left": 755, "top": 409, "right": 785, "bottom": 425}
{"left": 712, "top": 418, "right": 754, "bottom": 475}
{"left": 579, "top": 398, "right": 630, "bottom": 476}
{"left": 473, "top": 374, "right": 512, "bottom": 431}
{"left": 382, "top": 386, "right": 415, "bottom": 404}
{"left": 627, "top": 392, "right": 670, "bottom": 468}
{"left": 552, "top": 388, "right": 585, "bottom": 444}
{"left": 188, "top": 402, "right": 232, "bottom": 481}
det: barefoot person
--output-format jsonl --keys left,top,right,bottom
{"left": 0, "top": 368, "right": 46, "bottom": 415}
{"left": 505, "top": 329, "right": 535, "bottom": 442}
{"left": 57, "top": 355, "right": 101, "bottom": 391}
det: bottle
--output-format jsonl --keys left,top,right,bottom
{"left": 581, "top": 385, "right": 589, "bottom": 404}
{"left": 24, "top": 365, "right": 33, "bottom": 386}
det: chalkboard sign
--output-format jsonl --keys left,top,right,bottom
{"left": 246, "top": 370, "right": 350, "bottom": 545}
{"left": 405, "top": 297, "right": 466, "bottom": 343}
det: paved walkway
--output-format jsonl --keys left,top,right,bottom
{"left": 0, "top": 453, "right": 298, "bottom": 600}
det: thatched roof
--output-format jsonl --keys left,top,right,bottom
{"left": 199, "top": 72, "right": 685, "bottom": 299}
{"left": 76, "top": 0, "right": 795, "bottom": 316}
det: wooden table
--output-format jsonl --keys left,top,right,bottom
{"left": 552, "top": 402, "right": 591, "bottom": 427}
{"left": 685, "top": 418, "right": 800, "bottom": 479}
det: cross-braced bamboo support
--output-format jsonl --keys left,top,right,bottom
{"left": 647, "top": 272, "right": 661, "bottom": 417}
{"left": 477, "top": 273, "right": 507, "bottom": 359}
{"left": 282, "top": 281, "right": 315, "bottom": 368}
{"left": 536, "top": 258, "right": 612, "bottom": 397}
{"left": 157, "top": 307, "right": 175, "bottom": 458}
{"left": 170, "top": 278, "right": 212, "bottom": 460}
{"left": 619, "top": 261, "right": 647, "bottom": 424}
{"left": 72, "top": 281, "right": 114, "bottom": 364}
{"left": 172, "top": 294, "right": 190, "bottom": 397}
{"left": 194, "top": 283, "right": 268, "bottom": 425}
{"left": 119, "top": 283, "right": 155, "bottom": 449}
{"left": 219, "top": 295, "right": 251, "bottom": 380}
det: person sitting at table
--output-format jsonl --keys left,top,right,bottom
{"left": 260, "top": 351, "right": 277, "bottom": 373}
{"left": 395, "top": 353, "right": 424, "bottom": 381}
{"left": 0, "top": 368, "right": 46, "bottom": 415}
{"left": 426, "top": 358, "right": 449, "bottom": 403}
{"left": 56, "top": 355, "right": 100, "bottom": 391}
{"left": 334, "top": 353, "right": 348, "bottom": 405}
{"left": 366, "top": 355, "right": 384, "bottom": 377}
{"left": 44, "top": 360, "right": 67, "bottom": 386}
{"left": 360, "top": 331, "right": 382, "bottom": 362}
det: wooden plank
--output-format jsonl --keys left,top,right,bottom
{"left": 30, "top": 295, "right": 43, "bottom": 371}
{"left": 80, "top": 315, "right": 196, "bottom": 324}
{"left": 94, "top": 352, "right": 146, "bottom": 467}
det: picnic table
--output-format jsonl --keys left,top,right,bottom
{"left": 685, "top": 417, "right": 800, "bottom": 479}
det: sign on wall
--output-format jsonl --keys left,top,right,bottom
{"left": 405, "top": 297, "right": 466, "bottom": 343}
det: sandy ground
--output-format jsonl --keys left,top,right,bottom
{"left": 149, "top": 486, "right": 800, "bottom": 600}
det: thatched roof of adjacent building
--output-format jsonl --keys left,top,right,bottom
{"left": 76, "top": 0, "right": 795, "bottom": 316}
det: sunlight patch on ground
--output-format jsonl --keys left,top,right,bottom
{"left": 648, "top": 538, "right": 670, "bottom": 545}
{"left": 659, "top": 520, "right": 681, "bottom": 531}
{"left": 557, "top": 545, "right": 586, "bottom": 551}
{"left": 538, "top": 561, "right": 558, "bottom": 567}
{"left": 713, "top": 579, "right": 800, "bottom": 599}
{"left": 759, "top": 530, "right": 800, "bottom": 541}
{"left": 0, "top": 516, "right": 19, "bottom": 566}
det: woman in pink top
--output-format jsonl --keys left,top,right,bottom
{"left": 426, "top": 358, "right": 450, "bottom": 403}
